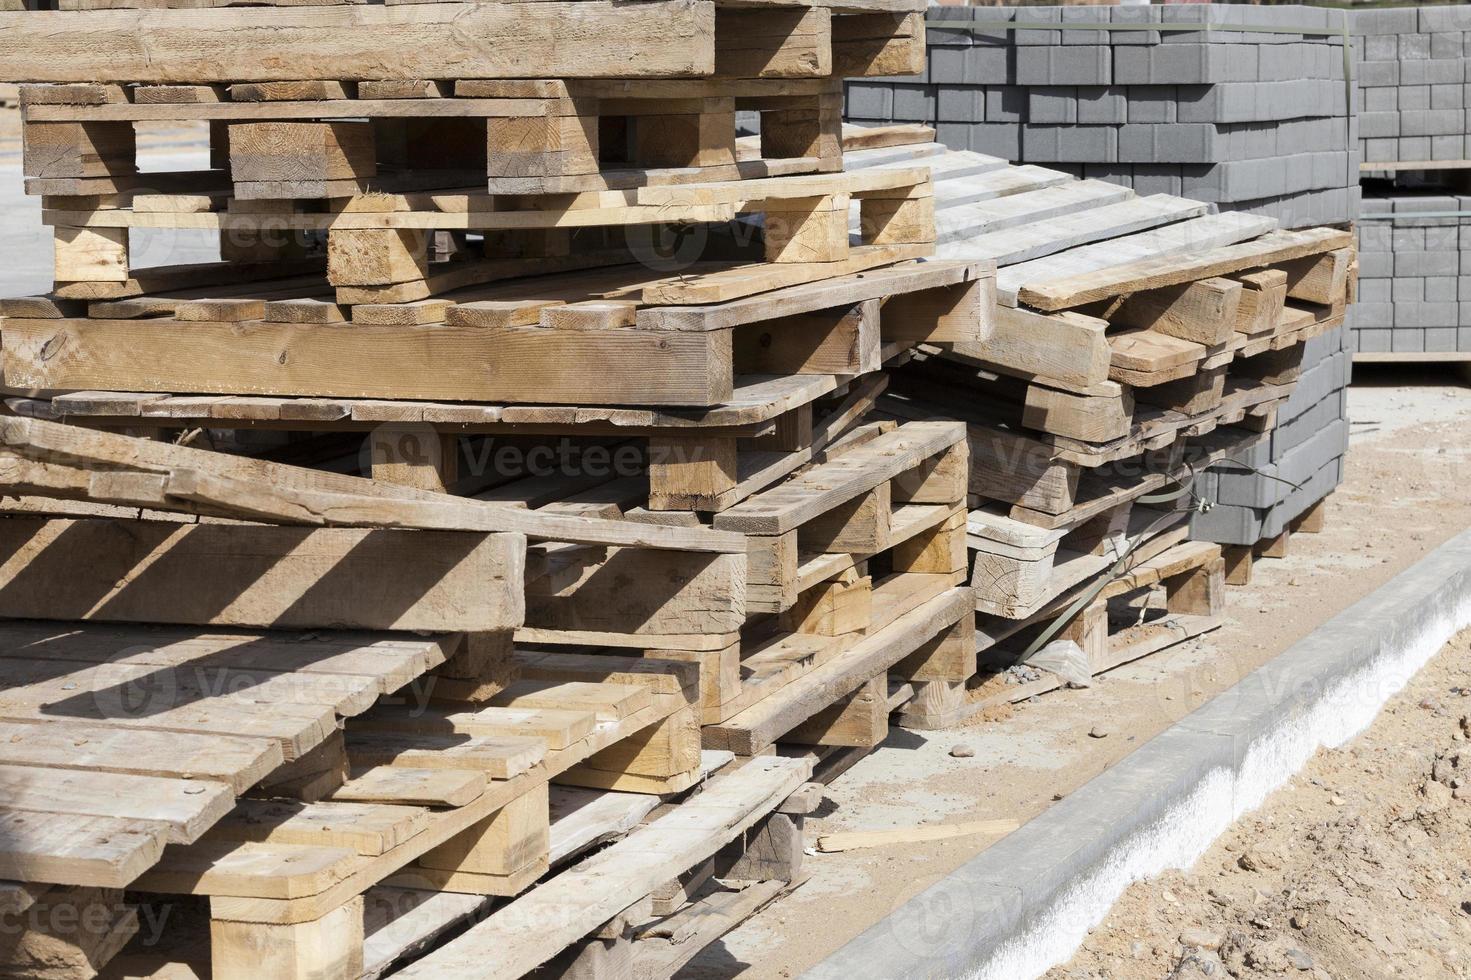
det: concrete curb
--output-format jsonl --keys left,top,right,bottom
{"left": 804, "top": 527, "right": 1471, "bottom": 980}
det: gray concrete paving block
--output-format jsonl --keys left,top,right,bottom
{"left": 1076, "top": 86, "right": 1127, "bottom": 125}
{"left": 1026, "top": 86, "right": 1077, "bottom": 125}
{"left": 936, "top": 86, "right": 985, "bottom": 123}
{"left": 1425, "top": 326, "right": 1460, "bottom": 351}
{"left": 1392, "top": 327, "right": 1427, "bottom": 352}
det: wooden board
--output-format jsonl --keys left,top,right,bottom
{"left": 0, "top": 4, "right": 715, "bottom": 83}
{"left": 391, "top": 756, "right": 810, "bottom": 980}
{"left": 0, "top": 517, "right": 522, "bottom": 632}
{"left": 704, "top": 586, "right": 972, "bottom": 754}
{"left": 0, "top": 417, "right": 743, "bottom": 553}
{"left": 1016, "top": 227, "right": 1356, "bottom": 311}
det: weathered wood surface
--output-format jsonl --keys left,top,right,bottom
{"left": 0, "top": 4, "right": 716, "bottom": 83}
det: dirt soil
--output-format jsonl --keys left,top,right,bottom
{"left": 687, "top": 366, "right": 1471, "bottom": 978}
{"left": 1046, "top": 627, "right": 1471, "bottom": 980}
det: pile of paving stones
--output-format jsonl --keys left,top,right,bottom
{"left": 845, "top": 4, "right": 1359, "bottom": 229}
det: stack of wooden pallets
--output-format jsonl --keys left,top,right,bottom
{"left": 0, "top": 414, "right": 809, "bottom": 980}
{"left": 0, "top": 6, "right": 1357, "bottom": 974}
{"left": 843, "top": 125, "right": 1354, "bottom": 722}
{"left": 0, "top": 3, "right": 1005, "bottom": 978}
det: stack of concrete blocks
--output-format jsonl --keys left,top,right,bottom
{"left": 1350, "top": 195, "right": 1471, "bottom": 354}
{"left": 1189, "top": 328, "right": 1353, "bottom": 546}
{"left": 1354, "top": 5, "right": 1471, "bottom": 168}
{"left": 844, "top": 4, "right": 1360, "bottom": 228}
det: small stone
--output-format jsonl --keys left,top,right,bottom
{"left": 1238, "top": 848, "right": 1282, "bottom": 872}
{"left": 1329, "top": 795, "right": 1346, "bottom": 806}
{"left": 1422, "top": 779, "right": 1454, "bottom": 812}
{"left": 1162, "top": 889, "right": 1178, "bottom": 904}
{"left": 1088, "top": 726, "right": 1109, "bottom": 739}
{"left": 1421, "top": 697, "right": 1442, "bottom": 712}
{"left": 1179, "top": 928, "right": 1223, "bottom": 950}
{"left": 949, "top": 744, "right": 975, "bottom": 758}
{"left": 1286, "top": 948, "right": 1314, "bottom": 971}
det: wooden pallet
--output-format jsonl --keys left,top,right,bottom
{"left": 37, "top": 164, "right": 938, "bottom": 301}
{"left": 837, "top": 127, "right": 1355, "bottom": 485}
{"left": 703, "top": 584, "right": 973, "bottom": 755}
{"left": 96, "top": 656, "right": 703, "bottom": 978}
{"left": 499, "top": 420, "right": 967, "bottom": 721}
{"left": 7, "top": 371, "right": 895, "bottom": 521}
{"left": 0, "top": 5, "right": 922, "bottom": 84}
{"left": 96, "top": 756, "right": 815, "bottom": 980}
{"left": 906, "top": 536, "right": 1227, "bottom": 728}
{"left": 21, "top": 78, "right": 846, "bottom": 198}
{"left": 0, "top": 620, "right": 464, "bottom": 888}
{"left": 0, "top": 416, "right": 743, "bottom": 555}
{"left": 882, "top": 375, "right": 1288, "bottom": 524}
{"left": 962, "top": 426, "right": 1263, "bottom": 619}
{"left": 1, "top": 258, "right": 992, "bottom": 408}
{"left": 890, "top": 281, "right": 1346, "bottom": 453}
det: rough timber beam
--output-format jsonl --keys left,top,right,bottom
{"left": 0, "top": 3, "right": 715, "bottom": 84}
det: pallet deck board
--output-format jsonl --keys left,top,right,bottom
{"left": 0, "top": 4, "right": 717, "bottom": 83}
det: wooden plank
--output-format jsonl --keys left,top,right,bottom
{"left": 212, "top": 800, "right": 430, "bottom": 858}
{"left": 330, "top": 767, "right": 487, "bottom": 808}
{"left": 0, "top": 719, "right": 281, "bottom": 794}
{"left": 0, "top": 620, "right": 448, "bottom": 694}
{"left": 1108, "top": 328, "right": 1205, "bottom": 380}
{"left": 815, "top": 819, "right": 1017, "bottom": 852}
{"left": 0, "top": 810, "right": 168, "bottom": 888}
{"left": 0, "top": 517, "right": 522, "bottom": 632}
{"left": 2, "top": 317, "right": 734, "bottom": 407}
{"left": 0, "top": 417, "right": 745, "bottom": 554}
{"left": 0, "top": 765, "right": 232, "bottom": 845}
{"left": 631, "top": 879, "right": 789, "bottom": 980}
{"left": 345, "top": 732, "right": 545, "bottom": 780}
{"left": 546, "top": 787, "right": 659, "bottom": 865}
{"left": 938, "top": 194, "right": 1210, "bottom": 266}
{"left": 704, "top": 587, "right": 972, "bottom": 754}
{"left": 0, "top": 4, "right": 715, "bottom": 83}
{"left": 638, "top": 255, "right": 985, "bottom": 320}
{"left": 714, "top": 422, "right": 963, "bottom": 534}
{"left": 352, "top": 705, "right": 596, "bottom": 754}
{"left": 1017, "top": 226, "right": 1355, "bottom": 311}
{"left": 0, "top": 653, "right": 382, "bottom": 720}
{"left": 391, "top": 756, "right": 811, "bottom": 980}
{"left": 997, "top": 212, "right": 1278, "bottom": 307}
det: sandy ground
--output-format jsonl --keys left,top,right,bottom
{"left": 688, "top": 365, "right": 1471, "bottom": 978}
{"left": 1045, "top": 625, "right": 1471, "bottom": 980}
